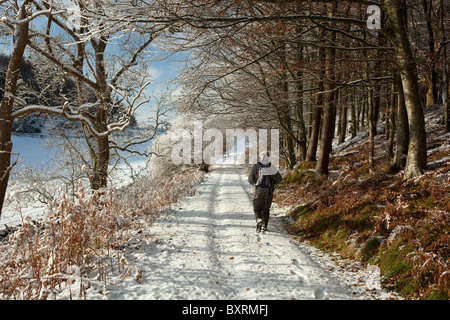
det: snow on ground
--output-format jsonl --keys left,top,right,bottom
{"left": 3, "top": 135, "right": 400, "bottom": 300}
{"left": 1, "top": 134, "right": 148, "bottom": 226}
{"left": 72, "top": 155, "right": 398, "bottom": 300}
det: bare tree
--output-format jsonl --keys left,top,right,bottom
{"left": 0, "top": 0, "right": 172, "bottom": 216}
{"left": 1, "top": 0, "right": 441, "bottom": 219}
{"left": 384, "top": 0, "right": 427, "bottom": 178}
{"left": 0, "top": 0, "right": 65, "bottom": 217}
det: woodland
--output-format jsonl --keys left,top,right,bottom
{"left": 0, "top": 0, "right": 449, "bottom": 300}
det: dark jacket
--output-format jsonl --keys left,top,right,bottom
{"left": 248, "top": 162, "right": 282, "bottom": 193}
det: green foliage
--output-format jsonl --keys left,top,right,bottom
{"left": 289, "top": 203, "right": 313, "bottom": 221}
{"left": 359, "top": 237, "right": 382, "bottom": 262}
{"left": 283, "top": 162, "right": 316, "bottom": 185}
{"left": 425, "top": 289, "right": 449, "bottom": 300}
{"left": 377, "top": 242, "right": 414, "bottom": 280}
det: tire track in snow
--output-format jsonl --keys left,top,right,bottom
{"left": 100, "top": 160, "right": 395, "bottom": 300}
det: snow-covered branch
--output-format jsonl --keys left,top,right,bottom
{"left": 11, "top": 102, "right": 132, "bottom": 138}
{"left": 15, "top": 8, "right": 65, "bottom": 25}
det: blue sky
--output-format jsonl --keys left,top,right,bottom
{"left": 134, "top": 54, "right": 185, "bottom": 123}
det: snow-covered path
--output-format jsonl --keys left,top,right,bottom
{"left": 99, "top": 158, "right": 396, "bottom": 300}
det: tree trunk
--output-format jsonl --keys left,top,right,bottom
{"left": 385, "top": 92, "right": 390, "bottom": 138}
{"left": 286, "top": 132, "right": 296, "bottom": 169}
{"left": 315, "top": 2, "right": 337, "bottom": 179}
{"left": 365, "top": 57, "right": 376, "bottom": 174}
{"left": 367, "top": 82, "right": 375, "bottom": 173}
{"left": 91, "top": 132, "right": 110, "bottom": 190}
{"left": 386, "top": 0, "right": 427, "bottom": 178}
{"left": 0, "top": 1, "right": 31, "bottom": 217}
{"left": 306, "top": 42, "right": 325, "bottom": 162}
{"left": 306, "top": 104, "right": 322, "bottom": 162}
{"left": 440, "top": 0, "right": 449, "bottom": 132}
{"left": 444, "top": 50, "right": 449, "bottom": 132}
{"left": 85, "top": 103, "right": 110, "bottom": 190}
{"left": 393, "top": 74, "right": 409, "bottom": 169}
{"left": 315, "top": 84, "right": 336, "bottom": 178}
{"left": 350, "top": 99, "right": 357, "bottom": 139}
{"left": 276, "top": 110, "right": 297, "bottom": 169}
{"left": 295, "top": 43, "right": 307, "bottom": 161}
{"left": 88, "top": 37, "right": 111, "bottom": 190}
{"left": 355, "top": 94, "right": 361, "bottom": 132}
{"left": 388, "top": 80, "right": 397, "bottom": 158}
{"left": 360, "top": 97, "right": 366, "bottom": 129}
{"left": 372, "top": 33, "right": 385, "bottom": 137}
{"left": 338, "top": 91, "right": 348, "bottom": 144}
{"left": 423, "top": 0, "right": 438, "bottom": 106}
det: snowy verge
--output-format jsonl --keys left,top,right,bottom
{"left": 60, "top": 156, "right": 400, "bottom": 300}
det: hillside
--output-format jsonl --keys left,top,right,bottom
{"left": 274, "top": 104, "right": 450, "bottom": 300}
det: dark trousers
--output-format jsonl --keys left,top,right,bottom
{"left": 253, "top": 190, "right": 274, "bottom": 228}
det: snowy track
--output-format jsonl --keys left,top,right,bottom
{"left": 102, "top": 159, "right": 395, "bottom": 300}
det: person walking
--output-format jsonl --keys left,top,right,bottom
{"left": 248, "top": 151, "right": 282, "bottom": 232}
